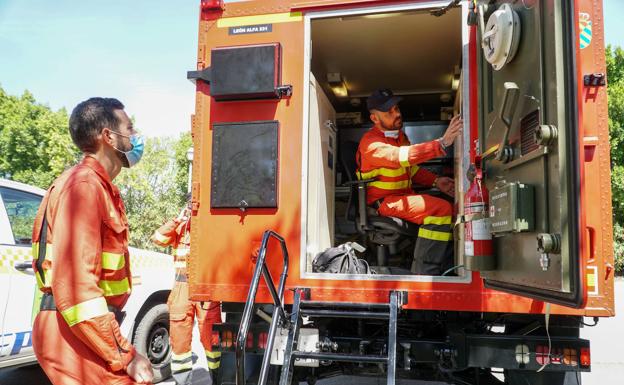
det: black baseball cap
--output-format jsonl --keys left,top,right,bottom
{"left": 366, "top": 88, "right": 403, "bottom": 112}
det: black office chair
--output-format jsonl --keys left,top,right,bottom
{"left": 340, "top": 141, "right": 418, "bottom": 268}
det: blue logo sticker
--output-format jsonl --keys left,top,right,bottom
{"left": 579, "top": 12, "right": 592, "bottom": 50}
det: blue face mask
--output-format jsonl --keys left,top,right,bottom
{"left": 111, "top": 131, "right": 145, "bottom": 168}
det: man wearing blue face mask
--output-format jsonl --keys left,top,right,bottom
{"left": 31, "top": 97, "right": 152, "bottom": 384}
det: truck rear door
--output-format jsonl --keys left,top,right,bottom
{"left": 475, "top": 0, "right": 588, "bottom": 307}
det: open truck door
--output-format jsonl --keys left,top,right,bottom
{"left": 473, "top": 0, "right": 586, "bottom": 308}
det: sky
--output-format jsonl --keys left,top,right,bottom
{"left": 0, "top": 0, "right": 623, "bottom": 138}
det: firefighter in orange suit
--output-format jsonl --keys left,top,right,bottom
{"left": 31, "top": 98, "right": 153, "bottom": 384}
{"left": 151, "top": 198, "right": 221, "bottom": 385}
{"left": 356, "top": 89, "right": 463, "bottom": 275}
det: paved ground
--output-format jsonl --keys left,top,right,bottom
{"left": 2, "top": 279, "right": 621, "bottom": 385}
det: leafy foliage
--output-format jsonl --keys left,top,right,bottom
{"left": 607, "top": 45, "right": 624, "bottom": 275}
{"left": 116, "top": 135, "right": 191, "bottom": 250}
{"left": 0, "top": 87, "right": 80, "bottom": 188}
{"left": 0, "top": 85, "right": 191, "bottom": 250}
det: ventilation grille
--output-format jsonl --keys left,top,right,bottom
{"left": 520, "top": 110, "right": 540, "bottom": 155}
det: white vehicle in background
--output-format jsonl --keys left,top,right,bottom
{"left": 0, "top": 178, "right": 175, "bottom": 383}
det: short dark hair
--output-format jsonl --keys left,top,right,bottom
{"left": 69, "top": 97, "right": 125, "bottom": 153}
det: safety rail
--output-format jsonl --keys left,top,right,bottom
{"left": 236, "top": 230, "right": 289, "bottom": 385}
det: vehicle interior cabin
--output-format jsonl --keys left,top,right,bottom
{"left": 304, "top": 6, "right": 466, "bottom": 279}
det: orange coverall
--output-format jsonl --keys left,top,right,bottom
{"left": 31, "top": 156, "right": 140, "bottom": 385}
{"left": 356, "top": 126, "right": 454, "bottom": 275}
{"left": 151, "top": 216, "right": 221, "bottom": 385}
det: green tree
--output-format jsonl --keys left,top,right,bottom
{"left": 116, "top": 134, "right": 192, "bottom": 250}
{"left": 0, "top": 86, "right": 80, "bottom": 188}
{"left": 607, "top": 45, "right": 624, "bottom": 275}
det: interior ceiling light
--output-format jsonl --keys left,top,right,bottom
{"left": 327, "top": 72, "right": 349, "bottom": 98}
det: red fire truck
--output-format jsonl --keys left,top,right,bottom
{"left": 186, "top": 1, "right": 614, "bottom": 384}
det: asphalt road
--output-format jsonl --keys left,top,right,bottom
{"left": 2, "top": 279, "right": 622, "bottom": 385}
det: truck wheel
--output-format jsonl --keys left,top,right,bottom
{"left": 504, "top": 370, "right": 581, "bottom": 385}
{"left": 133, "top": 303, "right": 172, "bottom": 383}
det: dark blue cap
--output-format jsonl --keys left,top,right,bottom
{"left": 366, "top": 88, "right": 403, "bottom": 112}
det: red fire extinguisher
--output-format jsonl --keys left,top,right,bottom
{"left": 464, "top": 156, "right": 494, "bottom": 266}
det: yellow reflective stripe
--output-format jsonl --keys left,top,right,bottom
{"left": 101, "top": 252, "right": 125, "bottom": 270}
{"left": 206, "top": 350, "right": 221, "bottom": 359}
{"left": 98, "top": 277, "right": 130, "bottom": 296}
{"left": 399, "top": 146, "right": 411, "bottom": 167}
{"left": 418, "top": 228, "right": 453, "bottom": 242}
{"left": 217, "top": 12, "right": 302, "bottom": 28}
{"left": 172, "top": 361, "right": 193, "bottom": 371}
{"left": 358, "top": 167, "right": 409, "bottom": 179}
{"left": 152, "top": 231, "right": 171, "bottom": 244}
{"left": 60, "top": 297, "right": 109, "bottom": 327}
{"left": 423, "top": 216, "right": 453, "bottom": 225}
{"left": 31, "top": 242, "right": 53, "bottom": 261}
{"left": 208, "top": 361, "right": 221, "bottom": 369}
{"left": 35, "top": 269, "right": 51, "bottom": 289}
{"left": 368, "top": 180, "right": 410, "bottom": 190}
{"left": 410, "top": 165, "right": 420, "bottom": 177}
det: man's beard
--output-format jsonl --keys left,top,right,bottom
{"left": 381, "top": 118, "right": 402, "bottom": 131}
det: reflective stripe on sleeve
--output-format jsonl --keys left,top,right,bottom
{"left": 399, "top": 146, "right": 411, "bottom": 167}
{"left": 152, "top": 231, "right": 171, "bottom": 244}
{"left": 410, "top": 165, "right": 420, "bottom": 177}
{"left": 60, "top": 296, "right": 109, "bottom": 327}
{"left": 98, "top": 277, "right": 131, "bottom": 297}
{"left": 418, "top": 227, "right": 453, "bottom": 242}
{"left": 174, "top": 260, "right": 187, "bottom": 269}
{"left": 35, "top": 268, "right": 52, "bottom": 289}
{"left": 423, "top": 216, "right": 453, "bottom": 225}
{"left": 368, "top": 180, "right": 410, "bottom": 191}
{"left": 101, "top": 252, "right": 125, "bottom": 270}
{"left": 31, "top": 242, "right": 54, "bottom": 261}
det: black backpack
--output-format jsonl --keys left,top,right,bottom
{"left": 312, "top": 242, "right": 374, "bottom": 274}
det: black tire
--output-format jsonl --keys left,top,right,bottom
{"left": 504, "top": 370, "right": 582, "bottom": 385}
{"left": 133, "top": 303, "right": 172, "bottom": 383}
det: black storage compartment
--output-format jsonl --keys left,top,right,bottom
{"left": 210, "top": 44, "right": 281, "bottom": 100}
{"left": 211, "top": 121, "right": 278, "bottom": 209}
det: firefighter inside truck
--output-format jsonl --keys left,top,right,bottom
{"left": 305, "top": 6, "right": 467, "bottom": 278}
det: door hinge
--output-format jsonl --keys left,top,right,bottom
{"left": 187, "top": 67, "right": 212, "bottom": 84}
{"left": 584, "top": 73, "right": 606, "bottom": 87}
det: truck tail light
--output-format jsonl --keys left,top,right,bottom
{"left": 258, "top": 332, "right": 268, "bottom": 349}
{"left": 220, "top": 330, "right": 234, "bottom": 349}
{"left": 201, "top": 0, "right": 224, "bottom": 11}
{"left": 580, "top": 347, "right": 591, "bottom": 367}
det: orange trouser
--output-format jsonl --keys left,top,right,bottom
{"left": 167, "top": 279, "right": 221, "bottom": 384}
{"left": 378, "top": 194, "right": 454, "bottom": 275}
{"left": 33, "top": 310, "right": 142, "bottom": 385}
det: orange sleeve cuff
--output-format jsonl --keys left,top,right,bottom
{"left": 407, "top": 140, "right": 446, "bottom": 166}
{"left": 412, "top": 167, "right": 438, "bottom": 187}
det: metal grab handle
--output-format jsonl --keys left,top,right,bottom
{"left": 236, "top": 230, "right": 290, "bottom": 385}
{"left": 496, "top": 82, "right": 520, "bottom": 162}
{"left": 14, "top": 261, "right": 34, "bottom": 272}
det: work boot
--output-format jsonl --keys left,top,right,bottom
{"left": 209, "top": 368, "right": 220, "bottom": 385}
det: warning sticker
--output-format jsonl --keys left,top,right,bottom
{"left": 472, "top": 219, "right": 492, "bottom": 241}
